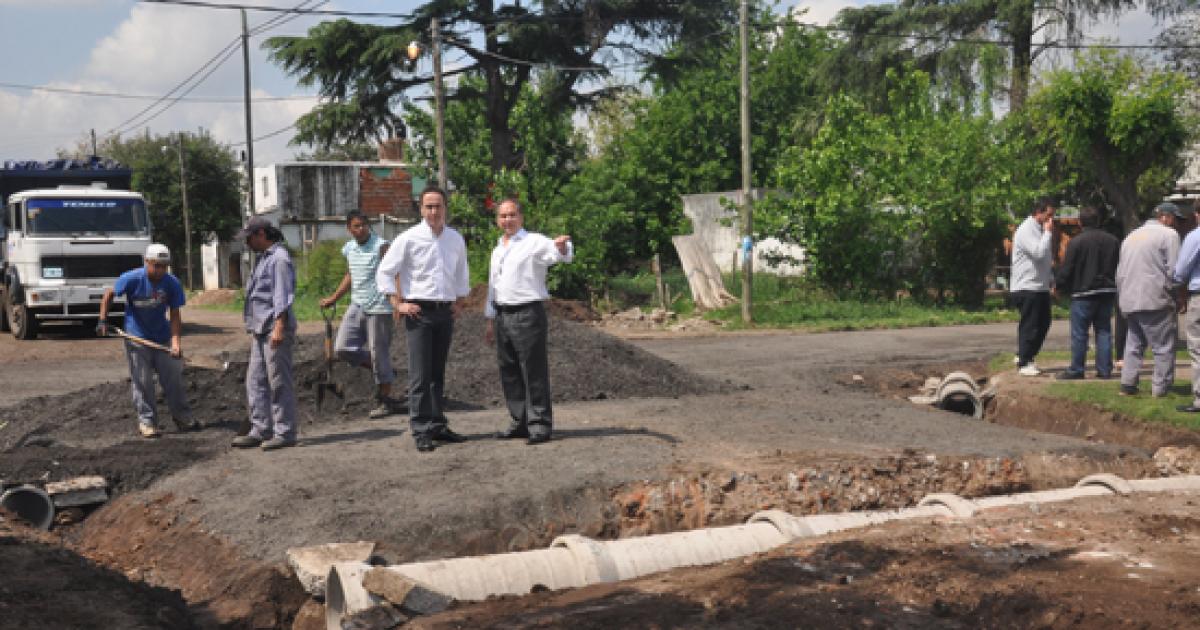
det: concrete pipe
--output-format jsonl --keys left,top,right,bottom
{"left": 599, "top": 522, "right": 788, "bottom": 581}
{"left": 1127, "top": 475, "right": 1200, "bottom": 493}
{"left": 934, "top": 371, "right": 983, "bottom": 418}
{"left": 0, "top": 484, "right": 54, "bottom": 530}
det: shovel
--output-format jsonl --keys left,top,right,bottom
{"left": 315, "top": 305, "right": 344, "bottom": 411}
{"left": 109, "top": 326, "right": 227, "bottom": 371}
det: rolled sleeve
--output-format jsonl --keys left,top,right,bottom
{"left": 455, "top": 236, "right": 471, "bottom": 298}
{"left": 270, "top": 256, "right": 295, "bottom": 321}
{"left": 375, "top": 239, "right": 404, "bottom": 296}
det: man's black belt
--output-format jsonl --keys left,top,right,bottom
{"left": 492, "top": 301, "right": 540, "bottom": 314}
{"left": 411, "top": 300, "right": 454, "bottom": 310}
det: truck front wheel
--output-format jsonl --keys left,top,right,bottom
{"left": 0, "top": 296, "right": 8, "bottom": 333}
{"left": 6, "top": 298, "right": 38, "bottom": 340}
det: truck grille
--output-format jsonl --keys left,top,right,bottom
{"left": 40, "top": 255, "right": 144, "bottom": 280}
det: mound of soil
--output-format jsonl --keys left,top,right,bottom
{"left": 0, "top": 520, "right": 195, "bottom": 630}
{"left": 0, "top": 313, "right": 728, "bottom": 494}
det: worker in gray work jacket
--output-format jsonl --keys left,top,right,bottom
{"left": 232, "top": 216, "right": 299, "bottom": 451}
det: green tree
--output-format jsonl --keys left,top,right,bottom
{"left": 265, "top": 0, "right": 734, "bottom": 175}
{"left": 826, "top": 1, "right": 1183, "bottom": 111}
{"left": 540, "top": 18, "right": 832, "bottom": 293}
{"left": 71, "top": 131, "right": 244, "bottom": 282}
{"left": 763, "top": 70, "right": 1044, "bottom": 306}
{"left": 1027, "top": 50, "right": 1193, "bottom": 234}
{"left": 294, "top": 142, "right": 379, "bottom": 161}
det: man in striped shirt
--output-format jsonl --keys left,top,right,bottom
{"left": 320, "top": 210, "right": 399, "bottom": 418}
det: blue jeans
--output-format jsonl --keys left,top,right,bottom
{"left": 1069, "top": 294, "right": 1114, "bottom": 375}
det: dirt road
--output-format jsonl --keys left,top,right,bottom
{"left": 9, "top": 311, "right": 1187, "bottom": 629}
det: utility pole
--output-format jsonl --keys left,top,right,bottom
{"left": 241, "top": 8, "right": 256, "bottom": 214}
{"left": 431, "top": 16, "right": 448, "bottom": 190}
{"left": 175, "top": 134, "right": 193, "bottom": 291}
{"left": 738, "top": 0, "right": 753, "bottom": 324}
{"left": 89, "top": 129, "right": 98, "bottom": 157}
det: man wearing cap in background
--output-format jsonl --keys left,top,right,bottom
{"left": 1115, "top": 202, "right": 1189, "bottom": 397}
{"left": 232, "top": 216, "right": 299, "bottom": 451}
{"left": 97, "top": 243, "right": 196, "bottom": 438}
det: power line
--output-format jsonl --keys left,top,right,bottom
{"left": 109, "top": 0, "right": 326, "bottom": 134}
{"left": 0, "top": 81, "right": 318, "bottom": 103}
{"left": 229, "top": 121, "right": 295, "bottom": 146}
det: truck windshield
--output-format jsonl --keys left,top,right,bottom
{"left": 25, "top": 197, "right": 149, "bottom": 236}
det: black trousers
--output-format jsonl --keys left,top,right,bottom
{"left": 494, "top": 302, "right": 553, "bottom": 437}
{"left": 404, "top": 304, "right": 454, "bottom": 438}
{"left": 1011, "top": 290, "right": 1051, "bottom": 366}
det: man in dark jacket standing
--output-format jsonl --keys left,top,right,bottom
{"left": 1055, "top": 206, "right": 1120, "bottom": 380}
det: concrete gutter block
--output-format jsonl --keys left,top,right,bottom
{"left": 364, "top": 567, "right": 453, "bottom": 615}
{"left": 44, "top": 476, "right": 109, "bottom": 508}
{"left": 287, "top": 541, "right": 377, "bottom": 598}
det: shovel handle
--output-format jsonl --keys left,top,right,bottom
{"left": 112, "top": 327, "right": 173, "bottom": 354}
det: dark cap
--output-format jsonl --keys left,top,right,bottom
{"left": 236, "top": 216, "right": 274, "bottom": 240}
{"left": 1156, "top": 201, "right": 1194, "bottom": 219}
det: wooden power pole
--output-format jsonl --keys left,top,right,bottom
{"left": 738, "top": 0, "right": 753, "bottom": 324}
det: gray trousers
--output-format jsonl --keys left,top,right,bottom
{"left": 246, "top": 331, "right": 298, "bottom": 440}
{"left": 334, "top": 303, "right": 395, "bottom": 385}
{"left": 123, "top": 341, "right": 190, "bottom": 428}
{"left": 1122, "top": 308, "right": 1177, "bottom": 396}
{"left": 1186, "top": 296, "right": 1200, "bottom": 405}
{"left": 404, "top": 305, "right": 453, "bottom": 437}
{"left": 494, "top": 302, "right": 552, "bottom": 437}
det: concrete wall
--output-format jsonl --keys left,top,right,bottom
{"left": 680, "top": 190, "right": 805, "bottom": 276}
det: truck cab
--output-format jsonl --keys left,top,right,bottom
{"left": 1, "top": 160, "right": 151, "bottom": 339}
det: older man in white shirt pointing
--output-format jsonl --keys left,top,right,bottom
{"left": 484, "top": 198, "right": 573, "bottom": 445}
{"left": 376, "top": 186, "right": 471, "bottom": 453}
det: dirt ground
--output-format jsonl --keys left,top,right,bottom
{"left": 3, "top": 311, "right": 1199, "bottom": 628}
{"left": 423, "top": 491, "right": 1200, "bottom": 629}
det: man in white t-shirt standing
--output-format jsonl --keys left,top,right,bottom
{"left": 484, "top": 198, "right": 572, "bottom": 445}
{"left": 1010, "top": 197, "right": 1057, "bottom": 376}
{"left": 320, "top": 210, "right": 398, "bottom": 418}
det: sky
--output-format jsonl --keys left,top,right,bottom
{"left": 0, "top": 1, "right": 1178, "bottom": 166}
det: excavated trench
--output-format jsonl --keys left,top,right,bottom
{"left": 3, "top": 333, "right": 1194, "bottom": 629}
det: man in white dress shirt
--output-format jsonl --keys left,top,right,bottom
{"left": 376, "top": 187, "right": 471, "bottom": 453}
{"left": 484, "top": 199, "right": 573, "bottom": 444}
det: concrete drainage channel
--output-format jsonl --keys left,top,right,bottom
{"left": 324, "top": 473, "right": 1200, "bottom": 628}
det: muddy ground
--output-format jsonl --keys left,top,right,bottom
{"left": 3, "top": 313, "right": 1199, "bottom": 628}
{"left": 423, "top": 491, "right": 1200, "bottom": 629}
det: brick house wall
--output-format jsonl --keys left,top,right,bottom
{"left": 359, "top": 166, "right": 416, "bottom": 219}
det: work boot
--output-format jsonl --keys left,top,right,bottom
{"left": 415, "top": 434, "right": 436, "bottom": 452}
{"left": 138, "top": 424, "right": 161, "bottom": 439}
{"left": 261, "top": 436, "right": 297, "bottom": 451}
{"left": 231, "top": 435, "right": 262, "bottom": 448}
{"left": 433, "top": 427, "right": 466, "bottom": 443}
{"left": 172, "top": 416, "right": 201, "bottom": 432}
{"left": 368, "top": 397, "right": 400, "bottom": 419}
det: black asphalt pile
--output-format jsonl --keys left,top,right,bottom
{"left": 0, "top": 313, "right": 729, "bottom": 493}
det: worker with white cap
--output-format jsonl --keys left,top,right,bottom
{"left": 98, "top": 243, "right": 197, "bottom": 438}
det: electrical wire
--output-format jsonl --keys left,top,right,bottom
{"left": 108, "top": 0, "right": 326, "bottom": 134}
{"left": 0, "top": 81, "right": 318, "bottom": 102}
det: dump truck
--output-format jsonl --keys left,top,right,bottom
{"left": 1, "top": 158, "right": 152, "bottom": 339}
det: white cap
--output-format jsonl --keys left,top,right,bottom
{"left": 145, "top": 243, "right": 171, "bottom": 263}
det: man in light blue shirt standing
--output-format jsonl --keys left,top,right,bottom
{"left": 320, "top": 210, "right": 398, "bottom": 418}
{"left": 233, "top": 216, "right": 299, "bottom": 451}
{"left": 1174, "top": 202, "right": 1200, "bottom": 412}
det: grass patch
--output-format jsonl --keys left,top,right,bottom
{"left": 706, "top": 280, "right": 1069, "bottom": 332}
{"left": 988, "top": 350, "right": 1192, "bottom": 373}
{"left": 1043, "top": 379, "right": 1200, "bottom": 430}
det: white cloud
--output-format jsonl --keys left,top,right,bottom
{"left": 0, "top": 3, "right": 321, "bottom": 165}
{"left": 790, "top": 1, "right": 865, "bottom": 27}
